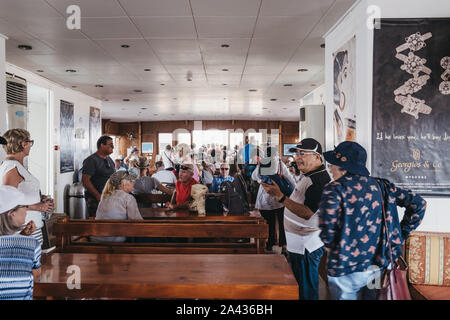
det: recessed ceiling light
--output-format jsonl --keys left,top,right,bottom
{"left": 160, "top": 83, "right": 165, "bottom": 86}
{"left": 222, "top": 68, "right": 229, "bottom": 72}
{"left": 144, "top": 68, "right": 151, "bottom": 71}
{"left": 248, "top": 89, "right": 257, "bottom": 92}
{"left": 121, "top": 44, "right": 130, "bottom": 48}
{"left": 134, "top": 89, "right": 142, "bottom": 93}
{"left": 95, "top": 84, "right": 103, "bottom": 88}
{"left": 270, "top": 98, "right": 277, "bottom": 101}
{"left": 104, "top": 99, "right": 109, "bottom": 101}
{"left": 283, "top": 84, "right": 293, "bottom": 87}
{"left": 141, "top": 107, "right": 147, "bottom": 110}
{"left": 65, "top": 69, "right": 76, "bottom": 73}
{"left": 123, "top": 98, "right": 130, "bottom": 101}
{"left": 153, "top": 114, "right": 158, "bottom": 116}
{"left": 282, "top": 107, "right": 288, "bottom": 110}
{"left": 320, "top": 43, "right": 325, "bottom": 48}
{"left": 71, "top": 85, "right": 77, "bottom": 88}
{"left": 221, "top": 44, "right": 230, "bottom": 48}
{"left": 311, "top": 84, "right": 316, "bottom": 87}
{"left": 297, "top": 68, "right": 308, "bottom": 72}
{"left": 173, "top": 98, "right": 177, "bottom": 100}
{"left": 18, "top": 45, "right": 32, "bottom": 50}
{"left": 291, "top": 99, "right": 296, "bottom": 101}
{"left": 36, "top": 70, "right": 44, "bottom": 73}
{"left": 222, "top": 83, "right": 227, "bottom": 86}
{"left": 263, "top": 107, "right": 268, "bottom": 110}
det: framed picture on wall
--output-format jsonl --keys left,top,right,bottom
{"left": 142, "top": 142, "right": 153, "bottom": 154}
{"left": 283, "top": 144, "right": 297, "bottom": 156}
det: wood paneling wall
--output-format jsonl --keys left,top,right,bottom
{"left": 102, "top": 120, "right": 299, "bottom": 156}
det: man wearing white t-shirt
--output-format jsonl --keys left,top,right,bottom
{"left": 152, "top": 161, "right": 177, "bottom": 185}
{"left": 261, "top": 138, "right": 331, "bottom": 300}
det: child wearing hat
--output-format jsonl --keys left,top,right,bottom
{"left": 0, "top": 185, "right": 42, "bottom": 300}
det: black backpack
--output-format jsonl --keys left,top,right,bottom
{"left": 205, "top": 195, "right": 224, "bottom": 213}
{"left": 221, "top": 174, "right": 250, "bottom": 214}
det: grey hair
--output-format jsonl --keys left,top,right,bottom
{"left": 0, "top": 211, "right": 22, "bottom": 235}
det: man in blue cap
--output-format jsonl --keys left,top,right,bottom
{"left": 319, "top": 141, "right": 426, "bottom": 300}
{"left": 261, "top": 138, "right": 331, "bottom": 300}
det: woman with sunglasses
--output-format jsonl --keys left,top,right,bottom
{"left": 0, "top": 129, "right": 54, "bottom": 245}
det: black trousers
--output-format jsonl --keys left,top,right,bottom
{"left": 259, "top": 207, "right": 286, "bottom": 248}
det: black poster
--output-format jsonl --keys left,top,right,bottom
{"left": 372, "top": 18, "right": 450, "bottom": 196}
{"left": 60, "top": 100, "right": 74, "bottom": 173}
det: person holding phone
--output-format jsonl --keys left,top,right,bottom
{"left": 252, "top": 146, "right": 295, "bottom": 254}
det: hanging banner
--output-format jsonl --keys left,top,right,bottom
{"left": 60, "top": 100, "right": 74, "bottom": 173}
{"left": 333, "top": 35, "right": 357, "bottom": 146}
{"left": 89, "top": 106, "right": 101, "bottom": 154}
{"left": 372, "top": 18, "right": 450, "bottom": 196}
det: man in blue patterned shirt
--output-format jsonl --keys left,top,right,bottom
{"left": 209, "top": 163, "right": 234, "bottom": 193}
{"left": 319, "top": 142, "right": 426, "bottom": 300}
{"left": 0, "top": 185, "right": 42, "bottom": 300}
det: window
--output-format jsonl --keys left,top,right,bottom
{"left": 158, "top": 133, "right": 172, "bottom": 156}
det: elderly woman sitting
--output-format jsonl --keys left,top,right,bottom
{"left": 90, "top": 170, "right": 143, "bottom": 243}
{"left": 0, "top": 185, "right": 42, "bottom": 300}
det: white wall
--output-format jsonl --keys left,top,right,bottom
{"left": 0, "top": 34, "right": 7, "bottom": 162}
{"left": 324, "top": 0, "right": 450, "bottom": 232}
{"left": 5, "top": 63, "right": 102, "bottom": 213}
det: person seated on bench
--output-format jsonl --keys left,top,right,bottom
{"left": 91, "top": 171, "right": 143, "bottom": 243}
{"left": 133, "top": 157, "right": 174, "bottom": 196}
{"left": 0, "top": 185, "right": 41, "bottom": 300}
{"left": 166, "top": 163, "right": 198, "bottom": 210}
{"left": 209, "top": 163, "right": 234, "bottom": 193}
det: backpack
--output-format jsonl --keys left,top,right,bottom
{"left": 205, "top": 194, "right": 224, "bottom": 213}
{"left": 221, "top": 174, "right": 250, "bottom": 214}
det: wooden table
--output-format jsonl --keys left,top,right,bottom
{"left": 140, "top": 207, "right": 261, "bottom": 219}
{"left": 35, "top": 253, "right": 298, "bottom": 300}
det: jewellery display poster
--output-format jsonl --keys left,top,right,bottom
{"left": 60, "top": 100, "right": 74, "bottom": 173}
{"left": 333, "top": 35, "right": 356, "bottom": 146}
{"left": 372, "top": 18, "right": 450, "bottom": 196}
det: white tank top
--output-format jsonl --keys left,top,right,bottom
{"left": 0, "top": 159, "right": 43, "bottom": 229}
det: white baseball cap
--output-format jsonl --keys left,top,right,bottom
{"left": 0, "top": 185, "right": 26, "bottom": 214}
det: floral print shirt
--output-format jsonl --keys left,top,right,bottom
{"left": 318, "top": 173, "right": 426, "bottom": 277}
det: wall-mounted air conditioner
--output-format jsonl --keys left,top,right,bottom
{"left": 299, "top": 104, "right": 325, "bottom": 149}
{"left": 6, "top": 73, "right": 27, "bottom": 130}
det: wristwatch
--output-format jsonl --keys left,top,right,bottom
{"left": 278, "top": 195, "right": 287, "bottom": 203}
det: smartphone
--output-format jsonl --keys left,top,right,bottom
{"left": 261, "top": 175, "right": 273, "bottom": 185}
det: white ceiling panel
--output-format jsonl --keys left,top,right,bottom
{"left": 254, "top": 16, "right": 320, "bottom": 39}
{"left": 164, "top": 64, "right": 205, "bottom": 74}
{"left": 191, "top": 0, "right": 261, "bottom": 16}
{"left": 195, "top": 17, "right": 257, "bottom": 38}
{"left": 80, "top": 18, "right": 141, "bottom": 39}
{"left": 158, "top": 51, "right": 203, "bottom": 65}
{"left": 118, "top": 0, "right": 191, "bottom": 17}
{"left": 0, "top": 18, "right": 32, "bottom": 38}
{"left": 95, "top": 39, "right": 159, "bottom": 63}
{"left": 0, "top": 0, "right": 60, "bottom": 19}
{"left": 133, "top": 17, "right": 196, "bottom": 38}
{"left": 260, "top": 0, "right": 335, "bottom": 16}
{"left": 204, "top": 65, "right": 244, "bottom": 75}
{"left": 23, "top": 54, "right": 76, "bottom": 67}
{"left": 46, "top": 0, "right": 127, "bottom": 17}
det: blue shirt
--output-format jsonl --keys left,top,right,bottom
{"left": 0, "top": 235, "right": 41, "bottom": 300}
{"left": 318, "top": 173, "right": 426, "bottom": 277}
{"left": 209, "top": 176, "right": 234, "bottom": 193}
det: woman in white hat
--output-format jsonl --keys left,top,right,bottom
{"left": 0, "top": 129, "right": 54, "bottom": 246}
{"left": 0, "top": 185, "right": 42, "bottom": 300}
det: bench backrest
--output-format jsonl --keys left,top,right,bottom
{"left": 53, "top": 217, "right": 268, "bottom": 254}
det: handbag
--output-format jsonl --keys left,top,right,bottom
{"left": 375, "top": 179, "right": 411, "bottom": 300}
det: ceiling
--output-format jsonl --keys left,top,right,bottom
{"left": 0, "top": 0, "right": 355, "bottom": 122}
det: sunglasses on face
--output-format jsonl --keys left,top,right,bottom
{"left": 220, "top": 168, "right": 230, "bottom": 171}
{"left": 180, "top": 165, "right": 193, "bottom": 171}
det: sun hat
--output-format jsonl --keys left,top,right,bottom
{"left": 323, "top": 141, "right": 370, "bottom": 176}
{"left": 109, "top": 170, "right": 137, "bottom": 188}
{"left": 0, "top": 185, "right": 26, "bottom": 214}
{"left": 135, "top": 156, "right": 150, "bottom": 169}
{"left": 288, "top": 138, "right": 323, "bottom": 154}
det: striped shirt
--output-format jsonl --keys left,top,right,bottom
{"left": 0, "top": 235, "right": 41, "bottom": 300}
{"left": 284, "top": 165, "right": 331, "bottom": 255}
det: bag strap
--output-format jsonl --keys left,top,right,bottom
{"left": 375, "top": 179, "right": 394, "bottom": 267}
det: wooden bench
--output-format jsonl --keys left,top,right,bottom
{"left": 52, "top": 217, "right": 268, "bottom": 254}
{"left": 405, "top": 231, "right": 450, "bottom": 300}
